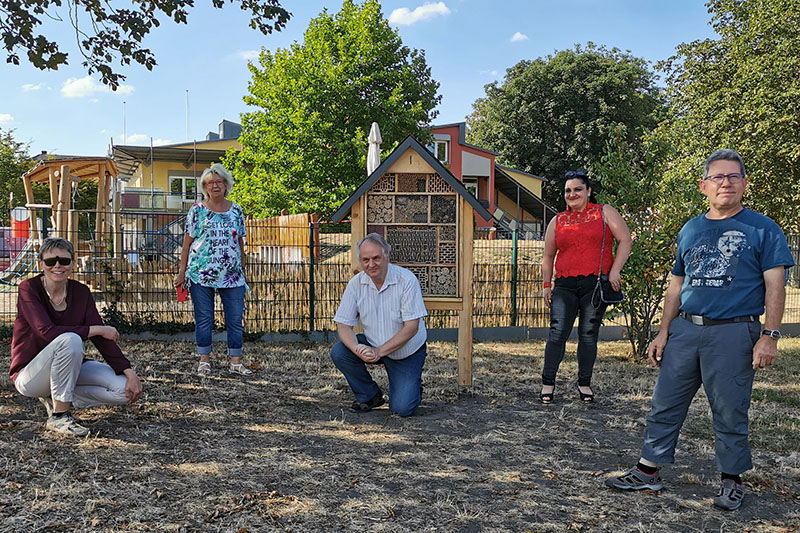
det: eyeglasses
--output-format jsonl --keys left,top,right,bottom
{"left": 42, "top": 256, "right": 72, "bottom": 266}
{"left": 206, "top": 179, "right": 225, "bottom": 188}
{"left": 705, "top": 173, "right": 744, "bottom": 184}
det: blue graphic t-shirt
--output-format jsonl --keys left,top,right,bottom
{"left": 672, "top": 208, "right": 794, "bottom": 319}
{"left": 185, "top": 202, "right": 247, "bottom": 288}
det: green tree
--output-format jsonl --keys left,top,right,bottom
{"left": 660, "top": 0, "right": 800, "bottom": 232}
{"left": 467, "top": 44, "right": 665, "bottom": 208}
{"left": 226, "top": 0, "right": 441, "bottom": 218}
{"left": 0, "top": 128, "right": 35, "bottom": 225}
{"left": 1, "top": 0, "right": 290, "bottom": 89}
{"left": 593, "top": 125, "right": 703, "bottom": 358}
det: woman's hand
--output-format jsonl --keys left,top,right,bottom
{"left": 173, "top": 270, "right": 186, "bottom": 289}
{"left": 89, "top": 325, "right": 120, "bottom": 342}
{"left": 123, "top": 369, "right": 142, "bottom": 403}
{"left": 608, "top": 269, "right": 622, "bottom": 291}
{"left": 543, "top": 287, "right": 553, "bottom": 308}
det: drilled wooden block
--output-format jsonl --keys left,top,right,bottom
{"left": 430, "top": 195, "right": 456, "bottom": 223}
{"left": 396, "top": 173, "right": 429, "bottom": 192}
{"left": 394, "top": 195, "right": 429, "bottom": 223}
{"left": 366, "top": 194, "right": 393, "bottom": 223}
{"left": 387, "top": 227, "right": 437, "bottom": 263}
{"left": 367, "top": 225, "right": 385, "bottom": 237}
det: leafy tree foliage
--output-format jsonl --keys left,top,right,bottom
{"left": 226, "top": 0, "right": 441, "bottom": 218}
{"left": 593, "top": 126, "right": 703, "bottom": 358}
{"left": 660, "top": 0, "right": 800, "bottom": 232}
{"left": 466, "top": 44, "right": 665, "bottom": 208}
{"left": 0, "top": 128, "right": 35, "bottom": 225}
{"left": 1, "top": 0, "right": 290, "bottom": 88}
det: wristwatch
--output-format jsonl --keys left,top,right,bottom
{"left": 761, "top": 329, "right": 782, "bottom": 340}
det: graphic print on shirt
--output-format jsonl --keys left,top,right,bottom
{"left": 684, "top": 229, "right": 750, "bottom": 289}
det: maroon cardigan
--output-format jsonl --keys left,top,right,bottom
{"left": 10, "top": 275, "right": 131, "bottom": 381}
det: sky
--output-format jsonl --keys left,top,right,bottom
{"left": 0, "top": 0, "right": 718, "bottom": 157}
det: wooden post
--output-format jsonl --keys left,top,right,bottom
{"left": 95, "top": 173, "right": 106, "bottom": 253}
{"left": 48, "top": 167, "right": 58, "bottom": 210}
{"left": 57, "top": 165, "right": 72, "bottom": 238}
{"left": 458, "top": 197, "right": 474, "bottom": 386}
{"left": 350, "top": 197, "right": 365, "bottom": 273}
{"left": 22, "top": 175, "right": 37, "bottom": 240}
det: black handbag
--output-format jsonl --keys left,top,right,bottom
{"left": 592, "top": 205, "right": 625, "bottom": 308}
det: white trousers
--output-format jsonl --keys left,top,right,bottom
{"left": 14, "top": 333, "right": 128, "bottom": 409}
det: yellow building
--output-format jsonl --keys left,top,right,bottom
{"left": 112, "top": 120, "right": 241, "bottom": 212}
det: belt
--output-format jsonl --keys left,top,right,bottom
{"left": 679, "top": 311, "right": 758, "bottom": 326}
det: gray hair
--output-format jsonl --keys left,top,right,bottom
{"left": 357, "top": 233, "right": 391, "bottom": 260}
{"left": 703, "top": 149, "right": 746, "bottom": 179}
{"left": 200, "top": 163, "right": 234, "bottom": 200}
{"left": 38, "top": 237, "right": 75, "bottom": 260}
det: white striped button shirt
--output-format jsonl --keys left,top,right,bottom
{"left": 334, "top": 263, "right": 428, "bottom": 360}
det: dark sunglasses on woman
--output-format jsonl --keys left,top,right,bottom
{"left": 42, "top": 256, "right": 72, "bottom": 266}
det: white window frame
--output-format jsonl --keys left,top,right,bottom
{"left": 463, "top": 177, "right": 478, "bottom": 198}
{"left": 430, "top": 140, "right": 449, "bottom": 163}
{"left": 168, "top": 174, "right": 200, "bottom": 207}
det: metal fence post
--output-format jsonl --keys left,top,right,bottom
{"left": 511, "top": 228, "right": 518, "bottom": 327}
{"left": 308, "top": 220, "right": 316, "bottom": 332}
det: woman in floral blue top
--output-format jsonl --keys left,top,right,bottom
{"left": 174, "top": 163, "right": 252, "bottom": 376}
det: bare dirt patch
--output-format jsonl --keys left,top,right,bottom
{"left": 1, "top": 339, "right": 799, "bottom": 532}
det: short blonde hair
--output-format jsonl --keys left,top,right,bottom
{"left": 200, "top": 163, "right": 234, "bottom": 200}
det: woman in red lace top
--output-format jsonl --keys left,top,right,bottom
{"left": 539, "top": 171, "right": 631, "bottom": 403}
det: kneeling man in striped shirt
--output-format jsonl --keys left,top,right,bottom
{"left": 331, "top": 233, "right": 428, "bottom": 416}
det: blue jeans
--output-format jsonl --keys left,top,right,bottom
{"left": 330, "top": 334, "right": 427, "bottom": 417}
{"left": 542, "top": 275, "right": 607, "bottom": 387}
{"left": 189, "top": 283, "right": 245, "bottom": 357}
{"left": 641, "top": 316, "right": 759, "bottom": 474}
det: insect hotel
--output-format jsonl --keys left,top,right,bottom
{"left": 332, "top": 136, "right": 493, "bottom": 386}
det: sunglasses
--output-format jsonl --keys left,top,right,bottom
{"left": 42, "top": 256, "right": 72, "bottom": 266}
{"left": 565, "top": 170, "right": 588, "bottom": 179}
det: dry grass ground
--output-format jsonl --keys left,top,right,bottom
{"left": 1, "top": 338, "right": 799, "bottom": 532}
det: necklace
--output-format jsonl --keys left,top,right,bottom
{"left": 43, "top": 277, "right": 67, "bottom": 307}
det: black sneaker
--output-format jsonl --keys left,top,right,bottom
{"left": 713, "top": 479, "right": 744, "bottom": 510}
{"left": 350, "top": 391, "right": 385, "bottom": 412}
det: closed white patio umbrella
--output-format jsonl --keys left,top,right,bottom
{"left": 367, "top": 122, "right": 382, "bottom": 175}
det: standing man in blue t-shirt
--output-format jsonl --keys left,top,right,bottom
{"left": 606, "top": 149, "right": 794, "bottom": 510}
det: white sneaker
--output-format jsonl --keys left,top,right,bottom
{"left": 46, "top": 413, "right": 90, "bottom": 437}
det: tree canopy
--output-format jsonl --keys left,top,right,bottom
{"left": 466, "top": 44, "right": 665, "bottom": 208}
{"left": 0, "top": 129, "right": 35, "bottom": 225}
{"left": 0, "top": 0, "right": 290, "bottom": 88}
{"left": 226, "top": 0, "right": 441, "bottom": 218}
{"left": 659, "top": 0, "right": 800, "bottom": 232}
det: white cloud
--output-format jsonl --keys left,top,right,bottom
{"left": 389, "top": 2, "right": 450, "bottom": 25}
{"left": 510, "top": 32, "right": 528, "bottom": 42}
{"left": 61, "top": 76, "right": 135, "bottom": 98}
{"left": 125, "top": 134, "right": 173, "bottom": 146}
{"left": 0, "top": 113, "right": 13, "bottom": 125}
{"left": 237, "top": 50, "right": 261, "bottom": 61}
{"left": 21, "top": 83, "right": 43, "bottom": 92}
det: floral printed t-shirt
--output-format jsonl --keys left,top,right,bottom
{"left": 185, "top": 202, "right": 247, "bottom": 288}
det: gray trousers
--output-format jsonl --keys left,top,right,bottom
{"left": 641, "top": 316, "right": 759, "bottom": 474}
{"left": 14, "top": 333, "right": 129, "bottom": 409}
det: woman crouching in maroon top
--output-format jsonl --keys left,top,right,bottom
{"left": 539, "top": 171, "right": 632, "bottom": 404}
{"left": 10, "top": 237, "right": 142, "bottom": 436}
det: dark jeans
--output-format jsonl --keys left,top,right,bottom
{"left": 330, "top": 334, "right": 427, "bottom": 417}
{"left": 542, "top": 275, "right": 607, "bottom": 387}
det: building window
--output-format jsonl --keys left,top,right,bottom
{"left": 429, "top": 140, "right": 449, "bottom": 163}
{"left": 463, "top": 177, "right": 478, "bottom": 198}
{"left": 169, "top": 176, "right": 199, "bottom": 202}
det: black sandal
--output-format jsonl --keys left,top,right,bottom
{"left": 577, "top": 384, "right": 594, "bottom": 403}
{"left": 539, "top": 386, "right": 555, "bottom": 404}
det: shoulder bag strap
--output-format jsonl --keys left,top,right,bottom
{"left": 598, "top": 204, "right": 606, "bottom": 278}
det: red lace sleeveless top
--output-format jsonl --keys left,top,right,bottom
{"left": 554, "top": 203, "right": 614, "bottom": 278}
